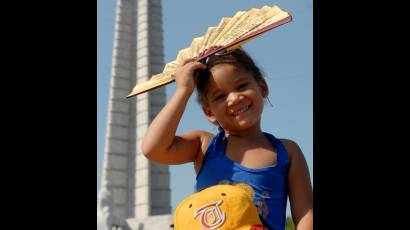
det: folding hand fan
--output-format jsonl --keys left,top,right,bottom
{"left": 127, "top": 4, "right": 292, "bottom": 98}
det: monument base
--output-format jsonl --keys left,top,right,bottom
{"left": 127, "top": 214, "right": 173, "bottom": 230}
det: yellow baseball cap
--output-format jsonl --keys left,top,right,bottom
{"left": 173, "top": 183, "right": 264, "bottom": 230}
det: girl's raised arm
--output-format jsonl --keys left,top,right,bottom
{"left": 141, "top": 58, "right": 208, "bottom": 165}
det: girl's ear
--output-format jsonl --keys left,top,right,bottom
{"left": 258, "top": 79, "right": 269, "bottom": 98}
{"left": 202, "top": 105, "right": 217, "bottom": 124}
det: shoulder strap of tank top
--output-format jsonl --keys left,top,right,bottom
{"left": 264, "top": 132, "right": 289, "bottom": 170}
{"left": 202, "top": 130, "right": 226, "bottom": 162}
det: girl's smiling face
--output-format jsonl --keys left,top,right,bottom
{"left": 202, "top": 64, "right": 269, "bottom": 133}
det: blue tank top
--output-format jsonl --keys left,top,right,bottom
{"left": 195, "top": 130, "right": 289, "bottom": 230}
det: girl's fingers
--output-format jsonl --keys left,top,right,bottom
{"left": 182, "top": 62, "right": 207, "bottom": 76}
{"left": 176, "top": 60, "right": 206, "bottom": 74}
{"left": 191, "top": 61, "right": 207, "bottom": 70}
{"left": 180, "top": 57, "right": 197, "bottom": 66}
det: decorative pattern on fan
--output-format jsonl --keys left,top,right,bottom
{"left": 127, "top": 4, "right": 292, "bottom": 98}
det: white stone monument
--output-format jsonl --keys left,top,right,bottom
{"left": 97, "top": 0, "right": 172, "bottom": 229}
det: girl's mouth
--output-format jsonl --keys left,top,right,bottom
{"left": 230, "top": 104, "right": 251, "bottom": 116}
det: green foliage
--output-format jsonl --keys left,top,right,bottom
{"left": 285, "top": 216, "right": 295, "bottom": 230}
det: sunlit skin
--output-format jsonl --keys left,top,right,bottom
{"left": 142, "top": 58, "right": 313, "bottom": 229}
{"left": 202, "top": 64, "right": 267, "bottom": 135}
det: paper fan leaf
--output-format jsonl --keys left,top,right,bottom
{"left": 127, "top": 4, "right": 292, "bottom": 98}
{"left": 162, "top": 60, "right": 179, "bottom": 74}
{"left": 188, "top": 37, "right": 204, "bottom": 58}
{"left": 209, "top": 10, "right": 247, "bottom": 47}
{"left": 175, "top": 48, "right": 191, "bottom": 64}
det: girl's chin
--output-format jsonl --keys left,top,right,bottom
{"left": 227, "top": 120, "right": 259, "bottom": 132}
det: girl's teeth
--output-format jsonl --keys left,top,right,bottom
{"left": 233, "top": 105, "right": 249, "bottom": 116}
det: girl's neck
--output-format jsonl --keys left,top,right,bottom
{"left": 223, "top": 125, "right": 265, "bottom": 140}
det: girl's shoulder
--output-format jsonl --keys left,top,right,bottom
{"left": 279, "top": 138, "right": 303, "bottom": 162}
{"left": 280, "top": 139, "right": 306, "bottom": 170}
{"left": 183, "top": 130, "right": 213, "bottom": 148}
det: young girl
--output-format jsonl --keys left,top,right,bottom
{"left": 142, "top": 48, "right": 313, "bottom": 230}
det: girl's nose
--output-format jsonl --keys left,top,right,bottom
{"left": 227, "top": 92, "right": 242, "bottom": 107}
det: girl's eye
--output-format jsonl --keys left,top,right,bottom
{"left": 237, "top": 83, "right": 248, "bottom": 90}
{"left": 214, "top": 95, "right": 225, "bottom": 101}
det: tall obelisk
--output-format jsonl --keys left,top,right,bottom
{"left": 134, "top": 0, "right": 170, "bottom": 218}
{"left": 98, "top": 0, "right": 171, "bottom": 229}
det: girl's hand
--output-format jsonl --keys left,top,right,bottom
{"left": 174, "top": 57, "right": 207, "bottom": 95}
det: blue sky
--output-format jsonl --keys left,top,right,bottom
{"left": 98, "top": 0, "right": 312, "bottom": 214}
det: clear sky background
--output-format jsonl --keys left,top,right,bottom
{"left": 98, "top": 0, "right": 312, "bottom": 215}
